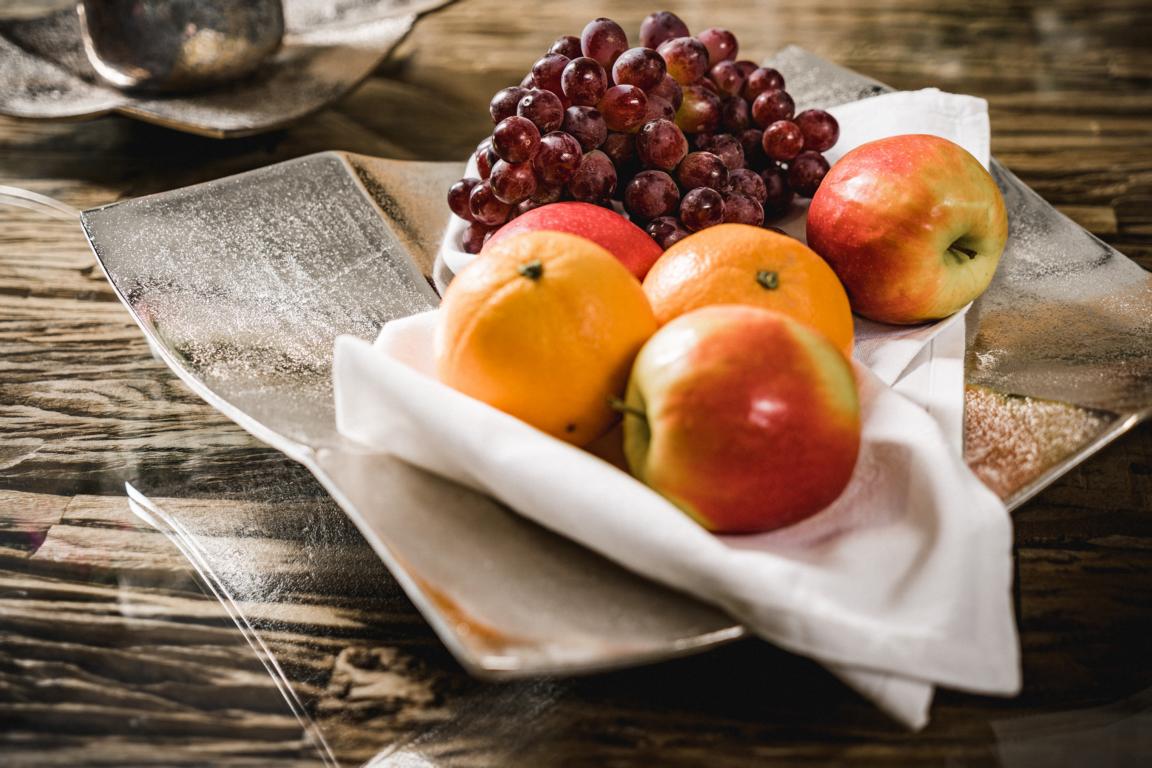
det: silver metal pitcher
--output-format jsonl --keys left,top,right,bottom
{"left": 77, "top": 0, "right": 284, "bottom": 92}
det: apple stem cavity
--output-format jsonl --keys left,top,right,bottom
{"left": 756, "top": 270, "right": 780, "bottom": 290}
{"left": 518, "top": 259, "right": 544, "bottom": 280}
{"left": 608, "top": 396, "right": 647, "bottom": 421}
{"left": 948, "top": 242, "right": 979, "bottom": 262}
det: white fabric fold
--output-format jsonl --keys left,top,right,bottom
{"left": 828, "top": 88, "right": 991, "bottom": 170}
{"left": 332, "top": 312, "right": 1020, "bottom": 729}
{"left": 893, "top": 318, "right": 968, "bottom": 448}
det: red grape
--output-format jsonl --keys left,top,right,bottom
{"left": 675, "top": 84, "right": 722, "bottom": 134}
{"left": 531, "top": 184, "right": 564, "bottom": 204}
{"left": 561, "top": 57, "right": 608, "bottom": 107}
{"left": 601, "top": 132, "right": 636, "bottom": 166}
{"left": 562, "top": 105, "right": 608, "bottom": 151}
{"left": 520, "top": 72, "right": 536, "bottom": 89}
{"left": 734, "top": 60, "right": 757, "bottom": 77}
{"left": 740, "top": 128, "right": 767, "bottom": 169}
{"left": 643, "top": 95, "right": 676, "bottom": 122}
{"left": 698, "top": 27, "right": 738, "bottom": 63}
{"left": 794, "top": 109, "right": 840, "bottom": 152}
{"left": 646, "top": 215, "right": 690, "bottom": 248}
{"left": 657, "top": 37, "right": 710, "bottom": 85}
{"left": 462, "top": 221, "right": 493, "bottom": 254}
{"left": 697, "top": 133, "right": 744, "bottom": 170}
{"left": 722, "top": 191, "right": 763, "bottom": 225}
{"left": 490, "top": 159, "right": 537, "bottom": 204}
{"left": 532, "top": 131, "right": 583, "bottom": 185}
{"left": 761, "top": 119, "right": 804, "bottom": 161}
{"left": 788, "top": 151, "right": 831, "bottom": 197}
{"left": 728, "top": 167, "right": 767, "bottom": 203}
{"left": 468, "top": 180, "right": 512, "bottom": 226}
{"left": 517, "top": 89, "right": 564, "bottom": 133}
{"left": 567, "top": 150, "right": 617, "bottom": 202}
{"left": 490, "top": 86, "right": 529, "bottom": 124}
{"left": 599, "top": 84, "right": 648, "bottom": 132}
{"left": 581, "top": 17, "right": 629, "bottom": 69}
{"left": 492, "top": 115, "right": 541, "bottom": 163}
{"left": 549, "top": 35, "right": 582, "bottom": 59}
{"left": 474, "top": 139, "right": 496, "bottom": 180}
{"left": 677, "top": 151, "right": 729, "bottom": 191}
{"left": 709, "top": 61, "right": 746, "bottom": 98}
{"left": 636, "top": 118, "right": 688, "bottom": 171}
{"left": 624, "top": 170, "right": 680, "bottom": 221}
{"left": 751, "top": 89, "right": 795, "bottom": 128}
{"left": 639, "top": 11, "right": 689, "bottom": 49}
{"left": 761, "top": 165, "right": 794, "bottom": 214}
{"left": 743, "top": 67, "right": 785, "bottom": 101}
{"left": 647, "top": 74, "right": 683, "bottom": 110}
{"left": 515, "top": 197, "right": 543, "bottom": 217}
{"left": 447, "top": 177, "right": 480, "bottom": 221}
{"left": 612, "top": 47, "right": 666, "bottom": 91}
{"left": 531, "top": 53, "right": 569, "bottom": 98}
{"left": 679, "top": 187, "right": 725, "bottom": 231}
{"left": 721, "top": 97, "right": 751, "bottom": 133}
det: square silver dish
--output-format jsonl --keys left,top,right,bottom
{"left": 80, "top": 47, "right": 1152, "bottom": 679}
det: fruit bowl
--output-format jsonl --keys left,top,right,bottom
{"left": 80, "top": 47, "right": 1152, "bottom": 684}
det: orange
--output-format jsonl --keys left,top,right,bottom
{"left": 436, "top": 231, "right": 657, "bottom": 447}
{"left": 642, "top": 223, "right": 855, "bottom": 358}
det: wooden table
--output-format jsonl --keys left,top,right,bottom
{"left": 2, "top": 1, "right": 1151, "bottom": 765}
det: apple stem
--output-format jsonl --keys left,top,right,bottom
{"left": 949, "top": 244, "right": 978, "bottom": 260}
{"left": 518, "top": 259, "right": 544, "bottom": 280}
{"left": 756, "top": 270, "right": 779, "bottom": 290}
{"left": 608, "top": 396, "right": 647, "bottom": 421}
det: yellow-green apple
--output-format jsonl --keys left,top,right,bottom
{"left": 484, "top": 202, "right": 663, "bottom": 280}
{"left": 806, "top": 134, "right": 1008, "bottom": 324}
{"left": 620, "top": 305, "right": 860, "bottom": 534}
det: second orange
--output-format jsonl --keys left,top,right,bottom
{"left": 642, "top": 224, "right": 854, "bottom": 358}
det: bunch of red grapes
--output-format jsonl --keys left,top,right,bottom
{"left": 447, "top": 11, "right": 840, "bottom": 253}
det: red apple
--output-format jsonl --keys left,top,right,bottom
{"left": 621, "top": 305, "right": 861, "bottom": 534}
{"left": 485, "top": 202, "right": 663, "bottom": 280}
{"left": 806, "top": 134, "right": 1008, "bottom": 325}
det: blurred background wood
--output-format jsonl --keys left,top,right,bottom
{"left": 1, "top": 0, "right": 1150, "bottom": 765}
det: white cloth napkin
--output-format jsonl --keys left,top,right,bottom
{"left": 333, "top": 313, "right": 1019, "bottom": 729}
{"left": 335, "top": 88, "right": 1018, "bottom": 728}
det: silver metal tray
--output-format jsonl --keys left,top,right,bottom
{"left": 79, "top": 47, "right": 1152, "bottom": 679}
{"left": 0, "top": 0, "right": 454, "bottom": 138}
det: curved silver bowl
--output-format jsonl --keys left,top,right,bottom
{"left": 0, "top": 0, "right": 455, "bottom": 137}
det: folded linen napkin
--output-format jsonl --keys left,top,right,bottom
{"left": 337, "top": 88, "right": 1017, "bottom": 728}
{"left": 333, "top": 312, "right": 1018, "bottom": 729}
{"left": 818, "top": 316, "right": 970, "bottom": 725}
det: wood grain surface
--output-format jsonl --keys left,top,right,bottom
{"left": 2, "top": 1, "right": 1151, "bottom": 766}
